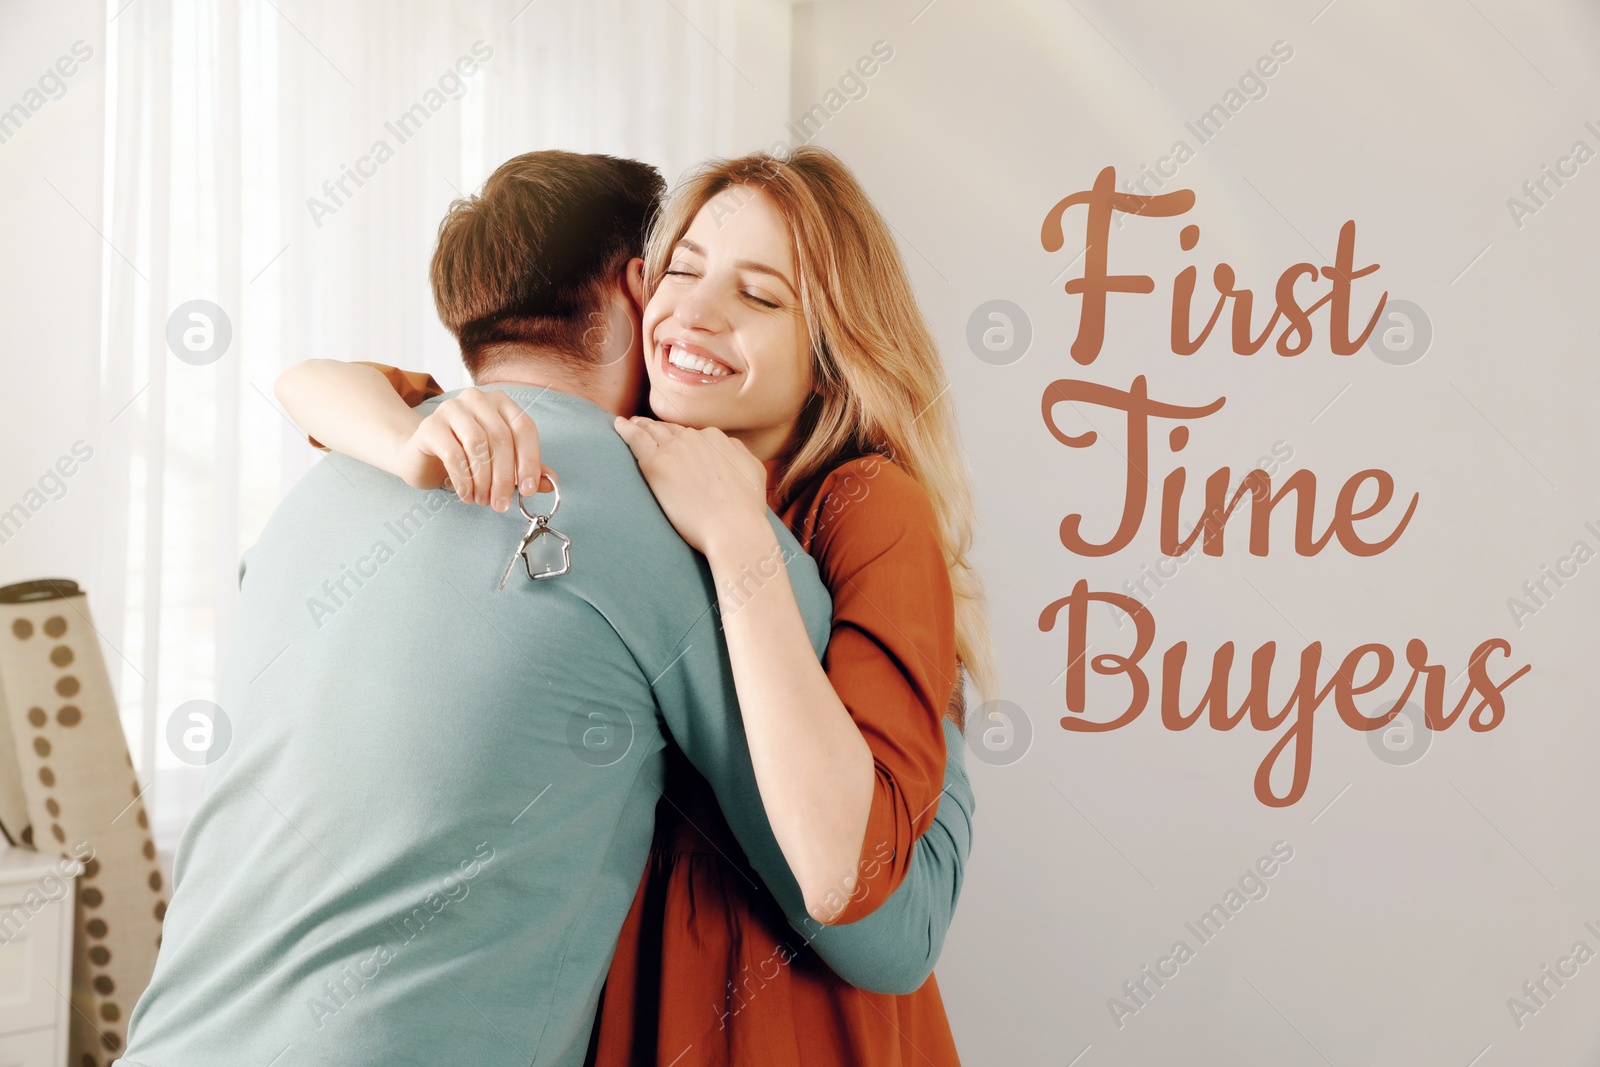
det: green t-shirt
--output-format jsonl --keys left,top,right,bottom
{"left": 120, "top": 386, "right": 975, "bottom": 1067}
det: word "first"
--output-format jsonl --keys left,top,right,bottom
{"left": 1042, "top": 165, "right": 1388, "bottom": 364}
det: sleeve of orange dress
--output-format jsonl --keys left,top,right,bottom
{"left": 305, "top": 362, "right": 442, "bottom": 450}
{"left": 804, "top": 457, "right": 958, "bottom": 926}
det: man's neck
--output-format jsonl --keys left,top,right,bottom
{"left": 472, "top": 346, "right": 636, "bottom": 417}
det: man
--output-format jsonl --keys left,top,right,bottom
{"left": 118, "top": 151, "right": 971, "bottom": 1067}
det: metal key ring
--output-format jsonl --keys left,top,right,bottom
{"left": 517, "top": 481, "right": 560, "bottom": 524}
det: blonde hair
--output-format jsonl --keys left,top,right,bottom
{"left": 643, "top": 146, "right": 995, "bottom": 720}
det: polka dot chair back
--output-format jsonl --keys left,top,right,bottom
{"left": 0, "top": 579, "right": 166, "bottom": 1066}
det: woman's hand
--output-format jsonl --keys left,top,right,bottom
{"left": 613, "top": 416, "right": 770, "bottom": 556}
{"left": 409, "top": 389, "right": 555, "bottom": 511}
{"left": 274, "top": 361, "right": 553, "bottom": 508}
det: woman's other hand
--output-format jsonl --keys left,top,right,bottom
{"left": 613, "top": 416, "right": 770, "bottom": 555}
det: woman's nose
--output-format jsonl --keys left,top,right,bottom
{"left": 673, "top": 282, "right": 727, "bottom": 332}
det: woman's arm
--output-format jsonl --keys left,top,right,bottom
{"left": 645, "top": 506, "right": 974, "bottom": 993}
{"left": 802, "top": 718, "right": 975, "bottom": 993}
{"left": 275, "top": 360, "right": 552, "bottom": 508}
{"left": 705, "top": 498, "right": 876, "bottom": 924}
{"left": 276, "top": 360, "right": 434, "bottom": 480}
{"left": 615, "top": 417, "right": 952, "bottom": 925}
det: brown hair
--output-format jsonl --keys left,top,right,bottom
{"left": 643, "top": 146, "right": 995, "bottom": 719}
{"left": 431, "top": 150, "right": 664, "bottom": 376}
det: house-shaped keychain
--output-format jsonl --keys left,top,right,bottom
{"left": 498, "top": 485, "right": 572, "bottom": 589}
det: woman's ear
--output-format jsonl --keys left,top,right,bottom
{"left": 625, "top": 257, "right": 646, "bottom": 312}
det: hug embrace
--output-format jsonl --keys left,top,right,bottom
{"left": 114, "top": 146, "right": 990, "bottom": 1066}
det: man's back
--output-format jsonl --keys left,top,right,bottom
{"left": 120, "top": 387, "right": 821, "bottom": 1067}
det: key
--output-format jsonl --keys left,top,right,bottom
{"left": 498, "top": 484, "right": 571, "bottom": 590}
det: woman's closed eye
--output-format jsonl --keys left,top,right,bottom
{"left": 664, "top": 266, "right": 780, "bottom": 310}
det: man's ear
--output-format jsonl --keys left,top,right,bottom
{"left": 623, "top": 257, "right": 646, "bottom": 312}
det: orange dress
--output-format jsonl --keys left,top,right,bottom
{"left": 587, "top": 452, "right": 962, "bottom": 1067}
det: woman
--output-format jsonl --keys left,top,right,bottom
{"left": 278, "top": 146, "right": 992, "bottom": 1065}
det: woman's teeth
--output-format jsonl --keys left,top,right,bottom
{"left": 667, "top": 345, "right": 732, "bottom": 377}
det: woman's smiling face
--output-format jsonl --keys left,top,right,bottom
{"left": 642, "top": 185, "right": 815, "bottom": 461}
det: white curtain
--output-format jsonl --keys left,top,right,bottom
{"left": 98, "top": 0, "right": 782, "bottom": 849}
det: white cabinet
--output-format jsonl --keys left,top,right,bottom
{"left": 0, "top": 847, "right": 74, "bottom": 1067}
{"left": 0, "top": 1028, "right": 57, "bottom": 1067}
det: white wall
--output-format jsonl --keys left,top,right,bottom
{"left": 792, "top": 1, "right": 1600, "bottom": 1063}
{"left": 0, "top": 0, "right": 108, "bottom": 597}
